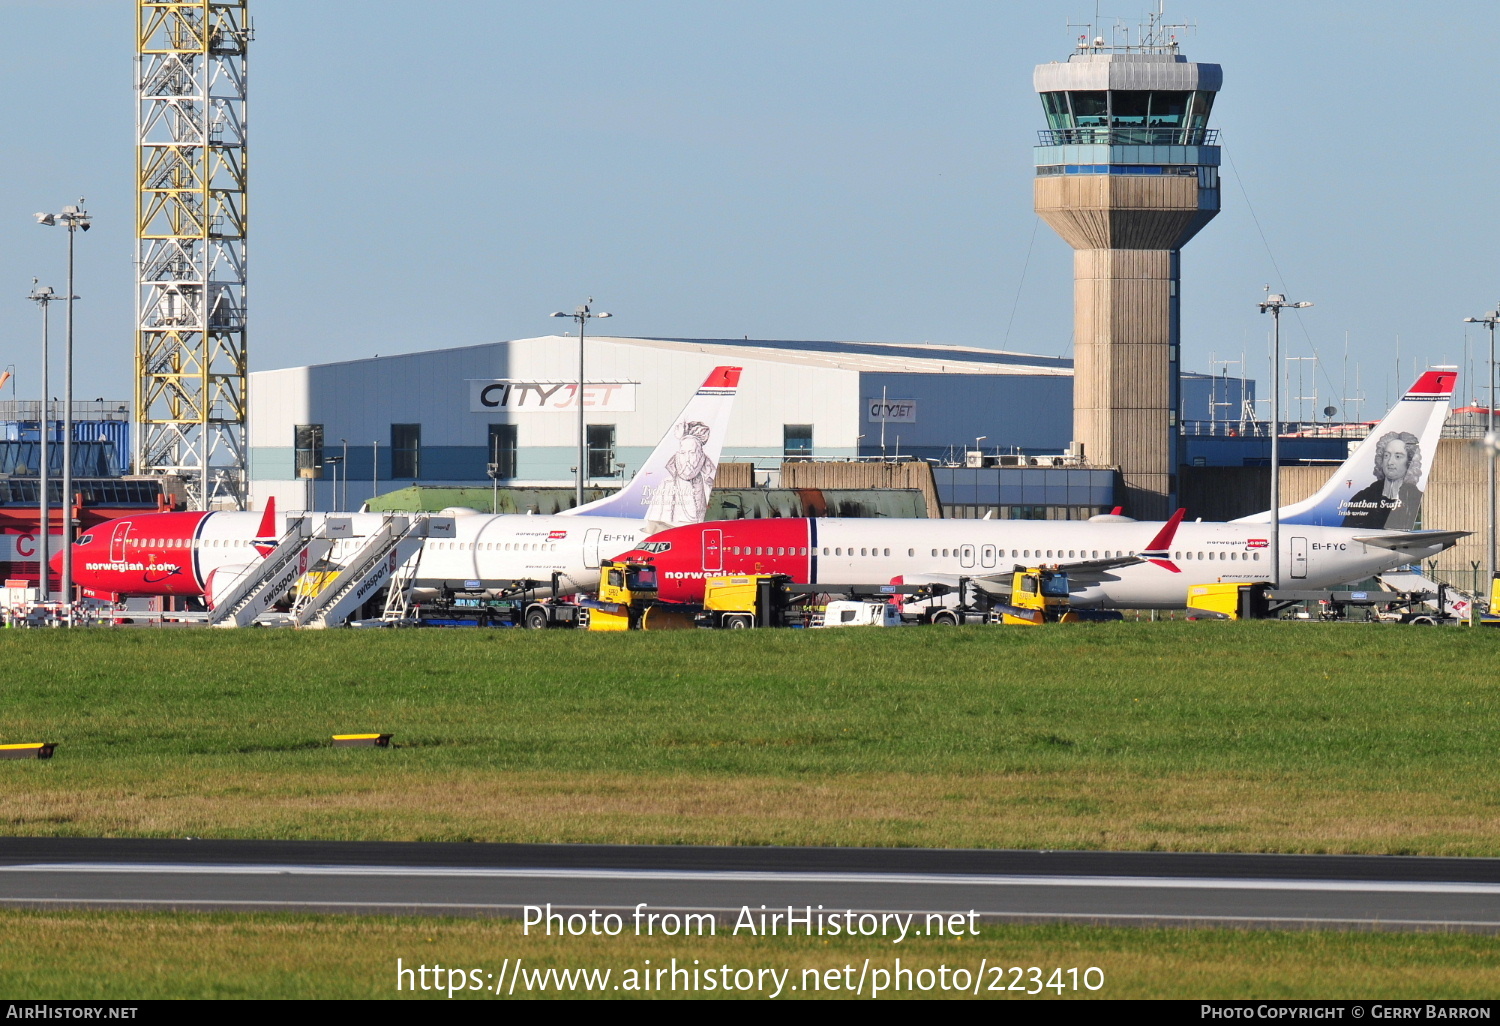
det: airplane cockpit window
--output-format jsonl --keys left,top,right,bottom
{"left": 77, "top": 535, "right": 92, "bottom": 546}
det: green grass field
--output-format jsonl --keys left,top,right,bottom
{"left": 0, "top": 622, "right": 1495, "bottom": 853}
{"left": 4, "top": 910, "right": 1498, "bottom": 1000}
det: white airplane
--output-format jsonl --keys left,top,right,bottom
{"left": 627, "top": 369, "right": 1467, "bottom": 610}
{"left": 67, "top": 367, "right": 742, "bottom": 606}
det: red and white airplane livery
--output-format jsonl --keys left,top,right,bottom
{"left": 63, "top": 367, "right": 742, "bottom": 604}
{"left": 621, "top": 370, "right": 1467, "bottom": 610}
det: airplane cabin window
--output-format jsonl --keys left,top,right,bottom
{"left": 883, "top": 548, "right": 890, "bottom": 557}
{"left": 907, "top": 549, "right": 914, "bottom": 557}
{"left": 931, "top": 549, "right": 937, "bottom": 557}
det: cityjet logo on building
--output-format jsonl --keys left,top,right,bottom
{"left": 469, "top": 380, "right": 637, "bottom": 414}
{"left": 866, "top": 398, "right": 917, "bottom": 423}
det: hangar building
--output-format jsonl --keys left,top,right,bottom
{"left": 247, "top": 334, "right": 1083, "bottom": 512}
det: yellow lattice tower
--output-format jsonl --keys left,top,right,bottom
{"left": 136, "top": 1, "right": 249, "bottom": 509}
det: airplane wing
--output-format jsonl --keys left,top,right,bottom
{"left": 1352, "top": 529, "right": 1470, "bottom": 553}
{"left": 954, "top": 554, "right": 1144, "bottom": 594}
{"left": 1052, "top": 554, "right": 1144, "bottom": 575}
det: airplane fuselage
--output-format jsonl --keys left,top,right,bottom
{"left": 629, "top": 518, "right": 1450, "bottom": 609}
{"left": 71, "top": 510, "right": 655, "bottom": 600}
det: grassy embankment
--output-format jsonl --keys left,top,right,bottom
{"left": 4, "top": 910, "right": 1498, "bottom": 1000}
{"left": 0, "top": 623, "right": 1495, "bottom": 853}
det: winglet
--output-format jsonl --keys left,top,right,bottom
{"left": 252, "top": 497, "right": 277, "bottom": 558}
{"left": 1139, "top": 507, "right": 1186, "bottom": 574}
{"left": 1144, "top": 507, "right": 1187, "bottom": 552}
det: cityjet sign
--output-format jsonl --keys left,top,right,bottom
{"left": 866, "top": 398, "right": 917, "bottom": 423}
{"left": 469, "top": 380, "right": 637, "bottom": 414}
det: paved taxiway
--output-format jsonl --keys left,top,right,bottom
{"left": 2, "top": 839, "right": 1497, "bottom": 931}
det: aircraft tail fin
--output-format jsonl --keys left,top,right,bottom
{"left": 1235, "top": 368, "right": 1457, "bottom": 528}
{"left": 563, "top": 366, "right": 742, "bottom": 525}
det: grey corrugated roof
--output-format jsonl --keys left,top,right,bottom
{"left": 259, "top": 335, "right": 1074, "bottom": 377}
{"left": 594, "top": 335, "right": 1074, "bottom": 376}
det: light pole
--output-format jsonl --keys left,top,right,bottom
{"left": 35, "top": 201, "right": 89, "bottom": 606}
{"left": 1463, "top": 309, "right": 1498, "bottom": 601}
{"left": 340, "top": 439, "right": 349, "bottom": 513}
{"left": 1259, "top": 289, "right": 1313, "bottom": 588}
{"left": 550, "top": 299, "right": 612, "bottom": 507}
{"left": 26, "top": 281, "right": 58, "bottom": 601}
{"left": 325, "top": 456, "right": 344, "bottom": 513}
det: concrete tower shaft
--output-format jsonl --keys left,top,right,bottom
{"left": 1033, "top": 46, "right": 1221, "bottom": 518}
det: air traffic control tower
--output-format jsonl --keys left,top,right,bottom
{"left": 1033, "top": 27, "right": 1221, "bottom": 518}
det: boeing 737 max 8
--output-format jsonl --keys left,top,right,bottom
{"left": 622, "top": 370, "right": 1466, "bottom": 610}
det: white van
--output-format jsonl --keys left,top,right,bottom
{"left": 814, "top": 600, "right": 904, "bottom": 628}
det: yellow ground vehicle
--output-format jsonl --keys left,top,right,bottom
{"left": 699, "top": 573, "right": 930, "bottom": 628}
{"left": 1190, "top": 579, "right": 1481, "bottom": 624}
{"left": 699, "top": 573, "right": 796, "bottom": 629}
{"left": 994, "top": 567, "right": 1083, "bottom": 625}
{"left": 1478, "top": 573, "right": 1500, "bottom": 627}
{"left": 1186, "top": 582, "right": 1273, "bottom": 621}
{"left": 583, "top": 560, "right": 695, "bottom": 630}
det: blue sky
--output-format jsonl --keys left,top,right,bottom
{"left": 2, "top": 1, "right": 1498, "bottom": 421}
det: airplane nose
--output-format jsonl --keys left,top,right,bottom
{"left": 48, "top": 547, "right": 63, "bottom": 574}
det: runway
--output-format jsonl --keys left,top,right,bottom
{"left": 2, "top": 838, "right": 1497, "bottom": 931}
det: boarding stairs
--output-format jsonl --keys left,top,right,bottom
{"left": 1376, "top": 569, "right": 1477, "bottom": 620}
{"left": 379, "top": 534, "right": 430, "bottom": 623}
{"left": 293, "top": 515, "right": 453, "bottom": 629}
{"left": 208, "top": 516, "right": 334, "bottom": 628}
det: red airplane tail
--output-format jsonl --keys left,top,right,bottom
{"left": 252, "top": 497, "right": 277, "bottom": 558}
{"left": 1140, "top": 507, "right": 1186, "bottom": 573}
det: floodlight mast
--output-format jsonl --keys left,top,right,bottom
{"left": 1462, "top": 309, "right": 1499, "bottom": 603}
{"left": 550, "top": 300, "right": 612, "bottom": 507}
{"left": 34, "top": 201, "right": 90, "bottom": 608}
{"left": 1258, "top": 290, "right": 1313, "bottom": 589}
{"left": 26, "top": 280, "right": 59, "bottom": 601}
